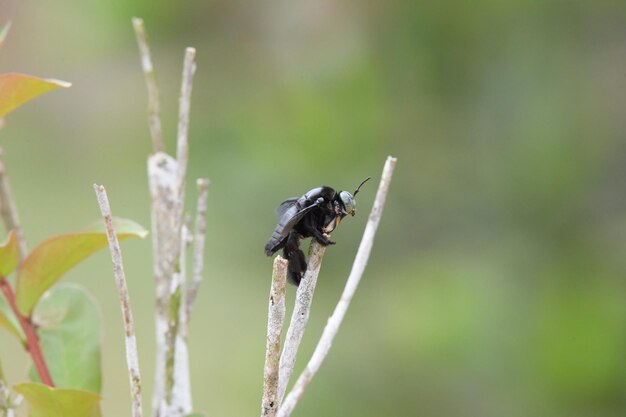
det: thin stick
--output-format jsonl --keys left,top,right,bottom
{"left": 261, "top": 256, "right": 288, "bottom": 417}
{"left": 132, "top": 17, "right": 164, "bottom": 153}
{"left": 175, "top": 47, "right": 196, "bottom": 203}
{"left": 166, "top": 224, "right": 192, "bottom": 415}
{"left": 94, "top": 184, "right": 143, "bottom": 417}
{"left": 277, "top": 156, "right": 397, "bottom": 417}
{"left": 158, "top": 46, "right": 197, "bottom": 417}
{"left": 0, "top": 149, "right": 26, "bottom": 261}
{"left": 276, "top": 241, "right": 327, "bottom": 406}
{"left": 186, "top": 178, "right": 209, "bottom": 318}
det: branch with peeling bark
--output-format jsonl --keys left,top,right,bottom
{"left": 276, "top": 241, "right": 327, "bottom": 407}
{"left": 132, "top": 17, "right": 164, "bottom": 153}
{"left": 94, "top": 184, "right": 143, "bottom": 417}
{"left": 262, "top": 156, "right": 397, "bottom": 417}
{"left": 261, "top": 256, "right": 288, "bottom": 417}
{"left": 133, "top": 18, "right": 208, "bottom": 417}
{"left": 186, "top": 178, "right": 209, "bottom": 319}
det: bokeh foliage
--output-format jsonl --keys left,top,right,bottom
{"left": 1, "top": 1, "right": 626, "bottom": 416}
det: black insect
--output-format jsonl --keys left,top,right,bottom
{"left": 264, "top": 178, "right": 371, "bottom": 285}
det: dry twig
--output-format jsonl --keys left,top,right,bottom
{"left": 277, "top": 156, "right": 397, "bottom": 417}
{"left": 132, "top": 17, "right": 164, "bottom": 153}
{"left": 175, "top": 47, "right": 196, "bottom": 198}
{"left": 134, "top": 19, "right": 199, "bottom": 417}
{"left": 94, "top": 184, "right": 143, "bottom": 417}
{"left": 261, "top": 256, "right": 288, "bottom": 417}
{"left": 186, "top": 178, "right": 209, "bottom": 318}
{"left": 276, "top": 241, "right": 327, "bottom": 405}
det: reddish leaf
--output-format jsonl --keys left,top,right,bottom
{"left": 15, "top": 218, "right": 147, "bottom": 316}
{"left": 0, "top": 73, "right": 70, "bottom": 118}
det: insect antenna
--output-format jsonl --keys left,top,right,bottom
{"left": 353, "top": 177, "right": 371, "bottom": 196}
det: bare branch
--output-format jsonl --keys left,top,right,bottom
{"left": 147, "top": 152, "right": 178, "bottom": 417}
{"left": 186, "top": 178, "right": 209, "bottom": 319}
{"left": 175, "top": 47, "right": 196, "bottom": 197}
{"left": 261, "top": 256, "right": 288, "bottom": 417}
{"left": 133, "top": 16, "right": 199, "bottom": 416}
{"left": 277, "top": 156, "right": 397, "bottom": 417}
{"left": 132, "top": 17, "right": 164, "bottom": 153}
{"left": 167, "top": 223, "right": 192, "bottom": 415}
{"left": 158, "top": 46, "right": 197, "bottom": 417}
{"left": 0, "top": 149, "right": 26, "bottom": 261}
{"left": 93, "top": 184, "right": 143, "bottom": 417}
{"left": 276, "top": 241, "right": 327, "bottom": 405}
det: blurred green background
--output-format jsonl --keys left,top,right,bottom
{"left": 2, "top": 1, "right": 626, "bottom": 416}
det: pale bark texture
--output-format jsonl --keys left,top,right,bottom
{"left": 261, "top": 256, "right": 288, "bottom": 417}
{"left": 94, "top": 184, "right": 143, "bottom": 417}
{"left": 277, "top": 156, "right": 397, "bottom": 417}
{"left": 276, "top": 241, "right": 327, "bottom": 406}
{"left": 134, "top": 20, "right": 204, "bottom": 417}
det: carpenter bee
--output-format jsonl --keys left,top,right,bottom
{"left": 264, "top": 177, "right": 371, "bottom": 285}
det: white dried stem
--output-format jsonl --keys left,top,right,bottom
{"left": 175, "top": 47, "right": 196, "bottom": 199}
{"left": 148, "top": 157, "right": 193, "bottom": 417}
{"left": 261, "top": 256, "right": 288, "bottom": 417}
{"left": 276, "top": 241, "right": 327, "bottom": 406}
{"left": 133, "top": 16, "right": 199, "bottom": 416}
{"left": 93, "top": 184, "right": 143, "bottom": 417}
{"left": 186, "top": 178, "right": 209, "bottom": 319}
{"left": 0, "top": 149, "right": 27, "bottom": 261}
{"left": 164, "top": 223, "right": 192, "bottom": 417}
{"left": 277, "top": 156, "right": 397, "bottom": 417}
{"left": 140, "top": 35, "right": 198, "bottom": 417}
{"left": 132, "top": 17, "right": 164, "bottom": 153}
{"left": 147, "top": 152, "right": 178, "bottom": 417}
{"left": 159, "top": 46, "right": 197, "bottom": 417}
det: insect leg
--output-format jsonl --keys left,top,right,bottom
{"left": 312, "top": 229, "right": 335, "bottom": 246}
{"left": 283, "top": 230, "right": 307, "bottom": 286}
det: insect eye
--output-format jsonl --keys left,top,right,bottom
{"left": 339, "top": 191, "right": 356, "bottom": 215}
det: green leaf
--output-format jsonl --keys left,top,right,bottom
{"left": 30, "top": 284, "right": 101, "bottom": 393}
{"left": 0, "top": 293, "right": 23, "bottom": 341}
{"left": 0, "top": 230, "right": 20, "bottom": 277}
{"left": 0, "top": 73, "right": 71, "bottom": 118}
{"left": 15, "top": 217, "right": 147, "bottom": 316}
{"left": 184, "top": 414, "right": 206, "bottom": 417}
{"left": 13, "top": 382, "right": 101, "bottom": 417}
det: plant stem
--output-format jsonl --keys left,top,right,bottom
{"left": 276, "top": 241, "right": 327, "bottom": 406}
{"left": 0, "top": 279, "right": 53, "bottom": 386}
{"left": 276, "top": 156, "right": 397, "bottom": 417}
{"left": 94, "top": 184, "right": 143, "bottom": 417}
{"left": 261, "top": 256, "right": 288, "bottom": 417}
{"left": 132, "top": 17, "right": 164, "bottom": 153}
{"left": 186, "top": 178, "right": 209, "bottom": 320}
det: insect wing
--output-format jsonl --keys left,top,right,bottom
{"left": 275, "top": 197, "right": 298, "bottom": 218}
{"left": 281, "top": 202, "right": 320, "bottom": 234}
